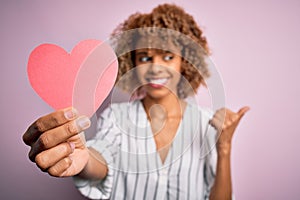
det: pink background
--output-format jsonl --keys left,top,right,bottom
{"left": 1, "top": 0, "right": 299, "bottom": 199}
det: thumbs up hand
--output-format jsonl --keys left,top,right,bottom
{"left": 209, "top": 106, "right": 250, "bottom": 156}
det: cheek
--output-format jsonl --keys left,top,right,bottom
{"left": 171, "top": 58, "right": 182, "bottom": 72}
{"left": 135, "top": 67, "right": 147, "bottom": 82}
{"left": 170, "top": 61, "right": 182, "bottom": 83}
{"left": 174, "top": 73, "right": 181, "bottom": 86}
{"left": 167, "top": 69, "right": 181, "bottom": 87}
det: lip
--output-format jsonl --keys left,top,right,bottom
{"left": 146, "top": 77, "right": 169, "bottom": 88}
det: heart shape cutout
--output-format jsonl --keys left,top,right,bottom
{"left": 27, "top": 39, "right": 118, "bottom": 117}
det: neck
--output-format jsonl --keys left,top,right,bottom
{"left": 142, "top": 93, "right": 186, "bottom": 119}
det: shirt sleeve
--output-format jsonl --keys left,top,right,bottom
{"left": 73, "top": 105, "right": 122, "bottom": 199}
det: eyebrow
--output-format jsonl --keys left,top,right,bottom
{"left": 135, "top": 50, "right": 174, "bottom": 56}
{"left": 135, "top": 51, "right": 148, "bottom": 56}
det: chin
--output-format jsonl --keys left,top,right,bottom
{"left": 144, "top": 86, "right": 178, "bottom": 100}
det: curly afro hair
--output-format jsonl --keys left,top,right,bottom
{"left": 110, "top": 4, "right": 211, "bottom": 98}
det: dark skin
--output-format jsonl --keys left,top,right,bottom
{"left": 209, "top": 107, "right": 250, "bottom": 200}
{"left": 23, "top": 108, "right": 107, "bottom": 179}
{"left": 23, "top": 49, "right": 249, "bottom": 199}
{"left": 22, "top": 106, "right": 249, "bottom": 193}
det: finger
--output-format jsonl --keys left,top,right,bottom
{"left": 237, "top": 106, "right": 250, "bottom": 119}
{"left": 213, "top": 111, "right": 226, "bottom": 122}
{"left": 47, "top": 157, "right": 73, "bottom": 177}
{"left": 214, "top": 108, "right": 228, "bottom": 118}
{"left": 35, "top": 142, "right": 75, "bottom": 170}
{"left": 209, "top": 117, "right": 223, "bottom": 132}
{"left": 211, "top": 108, "right": 228, "bottom": 126}
{"left": 23, "top": 107, "right": 78, "bottom": 146}
{"left": 28, "top": 116, "right": 90, "bottom": 161}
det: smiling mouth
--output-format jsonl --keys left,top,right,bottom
{"left": 147, "top": 78, "right": 168, "bottom": 84}
{"left": 146, "top": 78, "right": 169, "bottom": 88}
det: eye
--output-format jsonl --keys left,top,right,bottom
{"left": 139, "top": 56, "right": 152, "bottom": 63}
{"left": 163, "top": 54, "right": 174, "bottom": 61}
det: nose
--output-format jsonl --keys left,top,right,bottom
{"left": 149, "top": 56, "right": 164, "bottom": 74}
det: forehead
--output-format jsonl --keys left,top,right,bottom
{"left": 134, "top": 35, "right": 181, "bottom": 55}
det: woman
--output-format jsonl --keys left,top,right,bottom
{"left": 23, "top": 4, "right": 249, "bottom": 200}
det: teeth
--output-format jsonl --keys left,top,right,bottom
{"left": 149, "top": 78, "right": 168, "bottom": 85}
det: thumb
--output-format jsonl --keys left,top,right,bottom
{"left": 237, "top": 106, "right": 250, "bottom": 119}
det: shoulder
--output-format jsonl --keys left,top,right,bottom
{"left": 109, "top": 100, "right": 142, "bottom": 114}
{"left": 185, "top": 102, "right": 217, "bottom": 139}
{"left": 109, "top": 100, "right": 140, "bottom": 110}
{"left": 186, "top": 101, "right": 214, "bottom": 121}
{"left": 98, "top": 100, "right": 142, "bottom": 120}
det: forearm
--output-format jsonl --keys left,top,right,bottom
{"left": 209, "top": 145, "right": 232, "bottom": 200}
{"left": 208, "top": 106, "right": 249, "bottom": 199}
{"left": 77, "top": 147, "right": 108, "bottom": 180}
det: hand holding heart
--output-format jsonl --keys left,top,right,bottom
{"left": 23, "top": 40, "right": 118, "bottom": 177}
{"left": 209, "top": 107, "right": 250, "bottom": 155}
{"left": 23, "top": 107, "right": 91, "bottom": 177}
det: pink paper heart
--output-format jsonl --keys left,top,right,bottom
{"left": 27, "top": 39, "right": 118, "bottom": 117}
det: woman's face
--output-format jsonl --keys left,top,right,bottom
{"left": 134, "top": 48, "right": 182, "bottom": 100}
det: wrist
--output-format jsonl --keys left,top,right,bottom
{"left": 216, "top": 142, "right": 232, "bottom": 157}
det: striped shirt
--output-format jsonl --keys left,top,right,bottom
{"left": 73, "top": 100, "right": 218, "bottom": 200}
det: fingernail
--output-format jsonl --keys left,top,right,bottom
{"left": 64, "top": 108, "right": 78, "bottom": 120}
{"left": 76, "top": 117, "right": 91, "bottom": 129}
{"left": 69, "top": 142, "right": 75, "bottom": 152}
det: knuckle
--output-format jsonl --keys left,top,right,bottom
{"left": 216, "top": 109, "right": 226, "bottom": 116}
{"left": 61, "top": 143, "right": 72, "bottom": 155}
{"left": 211, "top": 119, "right": 217, "bottom": 125}
{"left": 28, "top": 148, "right": 36, "bottom": 162}
{"left": 39, "top": 134, "right": 50, "bottom": 149}
{"left": 22, "top": 132, "right": 29, "bottom": 144}
{"left": 35, "top": 154, "right": 47, "bottom": 170}
{"left": 64, "top": 157, "right": 72, "bottom": 166}
{"left": 48, "top": 167, "right": 59, "bottom": 177}
{"left": 48, "top": 157, "right": 72, "bottom": 177}
{"left": 65, "top": 122, "right": 78, "bottom": 135}
{"left": 209, "top": 119, "right": 216, "bottom": 126}
{"left": 48, "top": 115, "right": 60, "bottom": 127}
{"left": 35, "top": 118, "right": 45, "bottom": 132}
